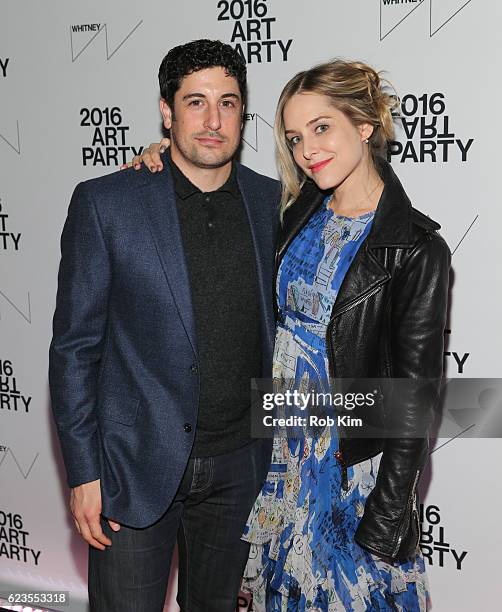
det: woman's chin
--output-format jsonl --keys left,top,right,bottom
{"left": 310, "top": 175, "right": 337, "bottom": 192}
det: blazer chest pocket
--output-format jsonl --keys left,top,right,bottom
{"left": 99, "top": 396, "right": 140, "bottom": 426}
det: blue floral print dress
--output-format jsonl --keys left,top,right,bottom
{"left": 242, "top": 198, "right": 429, "bottom": 611}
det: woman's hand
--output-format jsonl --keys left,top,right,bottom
{"left": 120, "top": 138, "right": 170, "bottom": 172}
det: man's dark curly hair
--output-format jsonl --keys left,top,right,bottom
{"left": 158, "top": 39, "right": 247, "bottom": 109}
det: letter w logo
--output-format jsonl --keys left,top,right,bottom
{"left": 0, "top": 448, "right": 39, "bottom": 479}
{"left": 69, "top": 21, "right": 143, "bottom": 62}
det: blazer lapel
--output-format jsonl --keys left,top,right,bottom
{"left": 141, "top": 165, "right": 197, "bottom": 355}
{"left": 236, "top": 166, "right": 277, "bottom": 358}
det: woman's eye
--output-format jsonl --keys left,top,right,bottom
{"left": 288, "top": 136, "right": 300, "bottom": 147}
{"left": 315, "top": 124, "right": 329, "bottom": 134}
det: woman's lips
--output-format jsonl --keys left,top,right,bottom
{"left": 309, "top": 159, "right": 332, "bottom": 173}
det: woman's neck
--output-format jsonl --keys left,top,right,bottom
{"left": 328, "top": 161, "right": 383, "bottom": 218}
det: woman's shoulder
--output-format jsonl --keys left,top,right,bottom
{"left": 409, "top": 206, "right": 441, "bottom": 232}
{"left": 406, "top": 207, "right": 451, "bottom": 263}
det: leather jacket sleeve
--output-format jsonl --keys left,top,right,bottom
{"left": 354, "top": 231, "right": 451, "bottom": 559}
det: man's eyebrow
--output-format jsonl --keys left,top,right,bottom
{"left": 285, "top": 115, "right": 332, "bottom": 134}
{"left": 182, "top": 92, "right": 241, "bottom": 101}
{"left": 182, "top": 93, "right": 206, "bottom": 101}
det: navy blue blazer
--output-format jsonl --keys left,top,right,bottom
{"left": 49, "top": 155, "right": 280, "bottom": 528}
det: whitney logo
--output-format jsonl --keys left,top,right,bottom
{"left": 0, "top": 121, "right": 20, "bottom": 155}
{"left": 69, "top": 20, "right": 143, "bottom": 62}
{"left": 380, "top": 0, "right": 474, "bottom": 40}
{"left": 241, "top": 112, "right": 273, "bottom": 152}
{"left": 0, "top": 288, "right": 31, "bottom": 324}
{"left": 0, "top": 446, "right": 39, "bottom": 479}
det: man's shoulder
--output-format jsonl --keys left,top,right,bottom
{"left": 70, "top": 165, "right": 174, "bottom": 220}
{"left": 77, "top": 164, "right": 157, "bottom": 201}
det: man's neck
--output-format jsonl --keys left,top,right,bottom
{"left": 170, "top": 149, "right": 233, "bottom": 192}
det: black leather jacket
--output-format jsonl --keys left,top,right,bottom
{"left": 275, "top": 160, "right": 451, "bottom": 559}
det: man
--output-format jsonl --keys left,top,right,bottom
{"left": 49, "top": 39, "right": 279, "bottom": 612}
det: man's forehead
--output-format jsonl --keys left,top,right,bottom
{"left": 178, "top": 66, "right": 241, "bottom": 94}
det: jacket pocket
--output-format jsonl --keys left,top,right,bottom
{"left": 99, "top": 396, "right": 140, "bottom": 426}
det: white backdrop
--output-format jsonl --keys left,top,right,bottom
{"left": 1, "top": 1, "right": 501, "bottom": 610}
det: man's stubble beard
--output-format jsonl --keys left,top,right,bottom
{"left": 170, "top": 126, "right": 240, "bottom": 170}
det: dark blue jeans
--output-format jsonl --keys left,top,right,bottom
{"left": 88, "top": 439, "right": 270, "bottom": 612}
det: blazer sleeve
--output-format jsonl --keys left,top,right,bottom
{"left": 354, "top": 231, "right": 451, "bottom": 559}
{"left": 49, "top": 182, "right": 111, "bottom": 488}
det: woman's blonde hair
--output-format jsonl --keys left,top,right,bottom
{"left": 274, "top": 59, "right": 399, "bottom": 217}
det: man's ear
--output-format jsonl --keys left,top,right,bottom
{"left": 160, "top": 98, "right": 173, "bottom": 130}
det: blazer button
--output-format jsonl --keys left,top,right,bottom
{"left": 184, "top": 423, "right": 192, "bottom": 433}
{"left": 190, "top": 364, "right": 198, "bottom": 374}
{"left": 334, "top": 450, "right": 343, "bottom": 462}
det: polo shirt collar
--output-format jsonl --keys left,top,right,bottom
{"left": 167, "top": 151, "right": 240, "bottom": 200}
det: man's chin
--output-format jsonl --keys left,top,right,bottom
{"left": 192, "top": 151, "right": 235, "bottom": 169}
{"left": 171, "top": 141, "right": 238, "bottom": 171}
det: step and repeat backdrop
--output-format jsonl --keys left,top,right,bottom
{"left": 1, "top": 1, "right": 500, "bottom": 610}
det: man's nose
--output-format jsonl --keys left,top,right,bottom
{"left": 204, "top": 105, "right": 221, "bottom": 132}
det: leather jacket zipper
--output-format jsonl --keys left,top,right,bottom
{"left": 341, "top": 464, "right": 349, "bottom": 491}
{"left": 328, "top": 280, "right": 388, "bottom": 488}
{"left": 325, "top": 281, "right": 387, "bottom": 379}
{"left": 330, "top": 279, "right": 388, "bottom": 321}
{"left": 392, "top": 468, "right": 420, "bottom": 557}
{"left": 334, "top": 450, "right": 349, "bottom": 491}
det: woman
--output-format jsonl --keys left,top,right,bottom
{"left": 134, "top": 59, "right": 450, "bottom": 611}
{"left": 238, "top": 60, "right": 450, "bottom": 612}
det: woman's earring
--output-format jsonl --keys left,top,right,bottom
{"left": 364, "top": 138, "right": 369, "bottom": 144}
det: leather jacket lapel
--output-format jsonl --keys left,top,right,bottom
{"left": 329, "top": 161, "right": 417, "bottom": 318}
{"left": 274, "top": 182, "right": 325, "bottom": 315}
{"left": 275, "top": 162, "right": 421, "bottom": 320}
{"left": 276, "top": 181, "right": 325, "bottom": 266}
{"left": 330, "top": 245, "right": 390, "bottom": 319}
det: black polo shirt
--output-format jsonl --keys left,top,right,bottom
{"left": 168, "top": 154, "right": 262, "bottom": 457}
